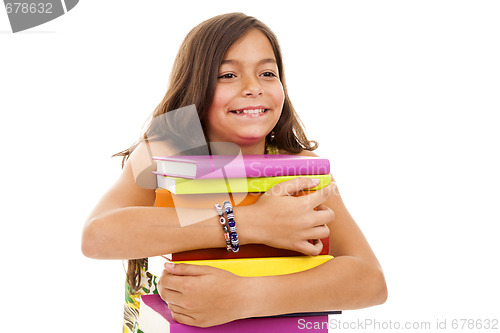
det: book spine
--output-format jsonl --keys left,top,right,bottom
{"left": 242, "top": 159, "right": 330, "bottom": 177}
{"left": 154, "top": 157, "right": 215, "bottom": 178}
{"left": 155, "top": 155, "right": 330, "bottom": 179}
{"left": 158, "top": 174, "right": 331, "bottom": 194}
{"left": 172, "top": 255, "right": 333, "bottom": 277}
{"left": 246, "top": 174, "right": 330, "bottom": 193}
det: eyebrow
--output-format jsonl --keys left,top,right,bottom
{"left": 220, "top": 58, "right": 277, "bottom": 66}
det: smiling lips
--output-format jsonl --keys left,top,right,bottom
{"left": 230, "top": 108, "right": 269, "bottom": 115}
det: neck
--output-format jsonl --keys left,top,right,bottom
{"left": 209, "top": 141, "right": 266, "bottom": 155}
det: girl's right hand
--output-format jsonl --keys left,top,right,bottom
{"left": 244, "top": 177, "right": 336, "bottom": 256}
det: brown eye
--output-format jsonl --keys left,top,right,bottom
{"left": 218, "top": 73, "right": 236, "bottom": 79}
{"left": 261, "top": 71, "right": 277, "bottom": 78}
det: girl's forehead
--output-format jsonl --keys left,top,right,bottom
{"left": 223, "top": 29, "right": 276, "bottom": 62}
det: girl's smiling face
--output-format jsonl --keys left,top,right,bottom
{"left": 206, "top": 29, "right": 285, "bottom": 154}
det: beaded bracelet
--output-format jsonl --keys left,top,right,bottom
{"left": 223, "top": 200, "right": 239, "bottom": 253}
{"left": 214, "top": 203, "right": 232, "bottom": 252}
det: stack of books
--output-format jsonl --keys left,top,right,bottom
{"left": 139, "top": 154, "right": 339, "bottom": 332}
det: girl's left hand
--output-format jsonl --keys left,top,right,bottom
{"left": 157, "top": 262, "right": 247, "bottom": 327}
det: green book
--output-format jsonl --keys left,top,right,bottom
{"left": 155, "top": 174, "right": 331, "bottom": 194}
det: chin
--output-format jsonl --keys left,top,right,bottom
{"left": 234, "top": 136, "right": 267, "bottom": 147}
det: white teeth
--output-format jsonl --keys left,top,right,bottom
{"left": 234, "top": 108, "right": 266, "bottom": 114}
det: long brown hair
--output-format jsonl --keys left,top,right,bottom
{"left": 115, "top": 12, "right": 318, "bottom": 292}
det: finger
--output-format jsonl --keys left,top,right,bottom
{"left": 314, "top": 206, "right": 335, "bottom": 226}
{"left": 266, "top": 177, "right": 322, "bottom": 196}
{"left": 165, "top": 262, "right": 213, "bottom": 276}
{"left": 311, "top": 239, "right": 326, "bottom": 255}
{"left": 303, "top": 224, "right": 330, "bottom": 244}
{"left": 308, "top": 224, "right": 330, "bottom": 240}
{"left": 171, "top": 312, "right": 198, "bottom": 326}
{"left": 297, "top": 239, "right": 324, "bottom": 256}
{"left": 159, "top": 288, "right": 185, "bottom": 309}
{"left": 169, "top": 305, "right": 196, "bottom": 324}
{"left": 300, "top": 183, "right": 337, "bottom": 209}
{"left": 159, "top": 272, "right": 185, "bottom": 293}
{"left": 159, "top": 268, "right": 202, "bottom": 293}
{"left": 314, "top": 204, "right": 329, "bottom": 211}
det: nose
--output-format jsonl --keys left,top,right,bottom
{"left": 242, "top": 76, "right": 263, "bottom": 97}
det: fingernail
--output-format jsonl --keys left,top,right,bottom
{"left": 164, "top": 262, "right": 175, "bottom": 270}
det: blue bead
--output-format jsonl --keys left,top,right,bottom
{"left": 228, "top": 220, "right": 235, "bottom": 227}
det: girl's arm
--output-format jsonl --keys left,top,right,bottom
{"left": 159, "top": 181, "right": 386, "bottom": 326}
{"left": 81, "top": 142, "right": 333, "bottom": 259}
{"left": 241, "top": 181, "right": 387, "bottom": 316}
{"left": 82, "top": 142, "right": 222, "bottom": 259}
{"left": 158, "top": 153, "right": 387, "bottom": 327}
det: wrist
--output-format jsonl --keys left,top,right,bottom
{"left": 236, "top": 277, "right": 262, "bottom": 319}
{"left": 237, "top": 276, "right": 280, "bottom": 319}
{"left": 233, "top": 204, "right": 266, "bottom": 245}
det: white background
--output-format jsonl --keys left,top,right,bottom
{"left": 1, "top": 1, "right": 499, "bottom": 332}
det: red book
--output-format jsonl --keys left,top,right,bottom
{"left": 153, "top": 154, "right": 330, "bottom": 179}
{"left": 154, "top": 189, "right": 330, "bottom": 260}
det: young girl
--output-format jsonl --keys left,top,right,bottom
{"left": 82, "top": 12, "right": 387, "bottom": 331}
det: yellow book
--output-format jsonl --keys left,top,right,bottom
{"left": 173, "top": 255, "right": 333, "bottom": 277}
{"left": 155, "top": 174, "right": 331, "bottom": 194}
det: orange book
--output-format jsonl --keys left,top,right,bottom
{"left": 155, "top": 189, "right": 330, "bottom": 260}
{"left": 155, "top": 190, "right": 262, "bottom": 208}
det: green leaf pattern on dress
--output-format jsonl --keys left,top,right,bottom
{"left": 123, "top": 259, "right": 159, "bottom": 333}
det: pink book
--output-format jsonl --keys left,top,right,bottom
{"left": 152, "top": 154, "right": 330, "bottom": 179}
{"left": 139, "top": 294, "right": 334, "bottom": 332}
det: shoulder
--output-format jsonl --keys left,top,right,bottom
{"left": 130, "top": 139, "right": 177, "bottom": 161}
{"left": 125, "top": 140, "right": 177, "bottom": 190}
{"left": 278, "top": 149, "right": 319, "bottom": 158}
